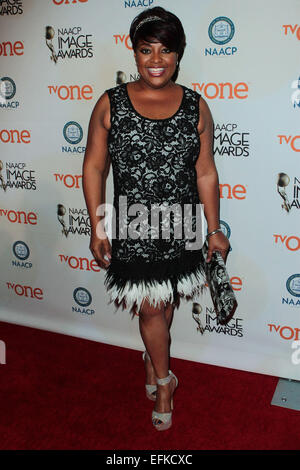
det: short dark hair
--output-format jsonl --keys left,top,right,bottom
{"left": 129, "top": 6, "right": 186, "bottom": 82}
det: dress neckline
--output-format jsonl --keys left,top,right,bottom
{"left": 124, "top": 82, "right": 185, "bottom": 122}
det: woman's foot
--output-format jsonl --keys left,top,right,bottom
{"left": 152, "top": 374, "right": 177, "bottom": 426}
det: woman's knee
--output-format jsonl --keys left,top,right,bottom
{"left": 139, "top": 298, "right": 166, "bottom": 320}
{"left": 164, "top": 301, "right": 176, "bottom": 315}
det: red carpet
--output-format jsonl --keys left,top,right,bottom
{"left": 0, "top": 321, "right": 299, "bottom": 450}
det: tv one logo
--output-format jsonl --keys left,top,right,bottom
{"left": 59, "top": 254, "right": 101, "bottom": 271}
{"left": 0, "top": 208, "right": 37, "bottom": 225}
{"left": 53, "top": 0, "right": 88, "bottom": 4}
{"left": 7, "top": 282, "right": 43, "bottom": 300}
{"left": 273, "top": 234, "right": 300, "bottom": 252}
{"left": 277, "top": 135, "right": 300, "bottom": 152}
{"left": 219, "top": 183, "right": 246, "bottom": 199}
{"left": 191, "top": 82, "right": 248, "bottom": 100}
{"left": 113, "top": 34, "right": 132, "bottom": 50}
{"left": 268, "top": 325, "right": 300, "bottom": 365}
{"left": 282, "top": 24, "right": 300, "bottom": 40}
{"left": 48, "top": 84, "right": 93, "bottom": 101}
{"left": 54, "top": 173, "right": 82, "bottom": 188}
{"left": 0, "top": 40, "right": 24, "bottom": 56}
{"left": 0, "top": 128, "right": 31, "bottom": 143}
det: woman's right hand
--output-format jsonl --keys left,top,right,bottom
{"left": 89, "top": 232, "right": 112, "bottom": 270}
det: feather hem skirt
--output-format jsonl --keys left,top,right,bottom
{"left": 104, "top": 249, "right": 208, "bottom": 317}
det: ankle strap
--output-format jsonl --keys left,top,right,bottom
{"left": 143, "top": 351, "right": 148, "bottom": 361}
{"left": 156, "top": 370, "right": 173, "bottom": 385}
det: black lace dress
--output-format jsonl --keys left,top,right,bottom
{"left": 104, "top": 82, "right": 207, "bottom": 316}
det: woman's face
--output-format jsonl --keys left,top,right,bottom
{"left": 217, "top": 267, "right": 226, "bottom": 279}
{"left": 134, "top": 39, "right": 178, "bottom": 88}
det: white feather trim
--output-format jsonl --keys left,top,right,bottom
{"left": 105, "top": 267, "right": 207, "bottom": 314}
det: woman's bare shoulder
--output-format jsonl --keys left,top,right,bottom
{"left": 197, "top": 95, "right": 214, "bottom": 135}
{"left": 90, "top": 90, "right": 111, "bottom": 131}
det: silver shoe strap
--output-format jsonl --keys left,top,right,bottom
{"left": 143, "top": 350, "right": 150, "bottom": 361}
{"left": 156, "top": 370, "right": 173, "bottom": 386}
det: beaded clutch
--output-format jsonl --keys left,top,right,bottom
{"left": 201, "top": 240, "right": 238, "bottom": 325}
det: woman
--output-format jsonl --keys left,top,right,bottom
{"left": 82, "top": 6, "right": 230, "bottom": 431}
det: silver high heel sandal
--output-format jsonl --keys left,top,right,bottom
{"left": 142, "top": 351, "right": 157, "bottom": 401}
{"left": 152, "top": 370, "right": 178, "bottom": 431}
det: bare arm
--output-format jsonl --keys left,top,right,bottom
{"left": 195, "top": 96, "right": 220, "bottom": 232}
{"left": 82, "top": 91, "right": 112, "bottom": 269}
{"left": 195, "top": 96, "right": 230, "bottom": 262}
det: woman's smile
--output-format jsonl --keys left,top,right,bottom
{"left": 147, "top": 67, "right": 166, "bottom": 77}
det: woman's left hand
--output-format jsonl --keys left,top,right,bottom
{"left": 206, "top": 231, "right": 230, "bottom": 263}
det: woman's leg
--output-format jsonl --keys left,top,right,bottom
{"left": 143, "top": 301, "right": 175, "bottom": 386}
{"left": 165, "top": 301, "right": 176, "bottom": 330}
{"left": 139, "top": 299, "right": 177, "bottom": 422}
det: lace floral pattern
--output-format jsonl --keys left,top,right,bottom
{"left": 106, "top": 83, "right": 202, "bottom": 263}
{"left": 104, "top": 82, "right": 207, "bottom": 315}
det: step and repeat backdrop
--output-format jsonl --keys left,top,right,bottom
{"left": 0, "top": 0, "right": 300, "bottom": 379}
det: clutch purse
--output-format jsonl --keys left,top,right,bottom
{"left": 201, "top": 240, "right": 238, "bottom": 325}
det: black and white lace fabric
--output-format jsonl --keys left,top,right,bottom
{"left": 104, "top": 82, "right": 207, "bottom": 315}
